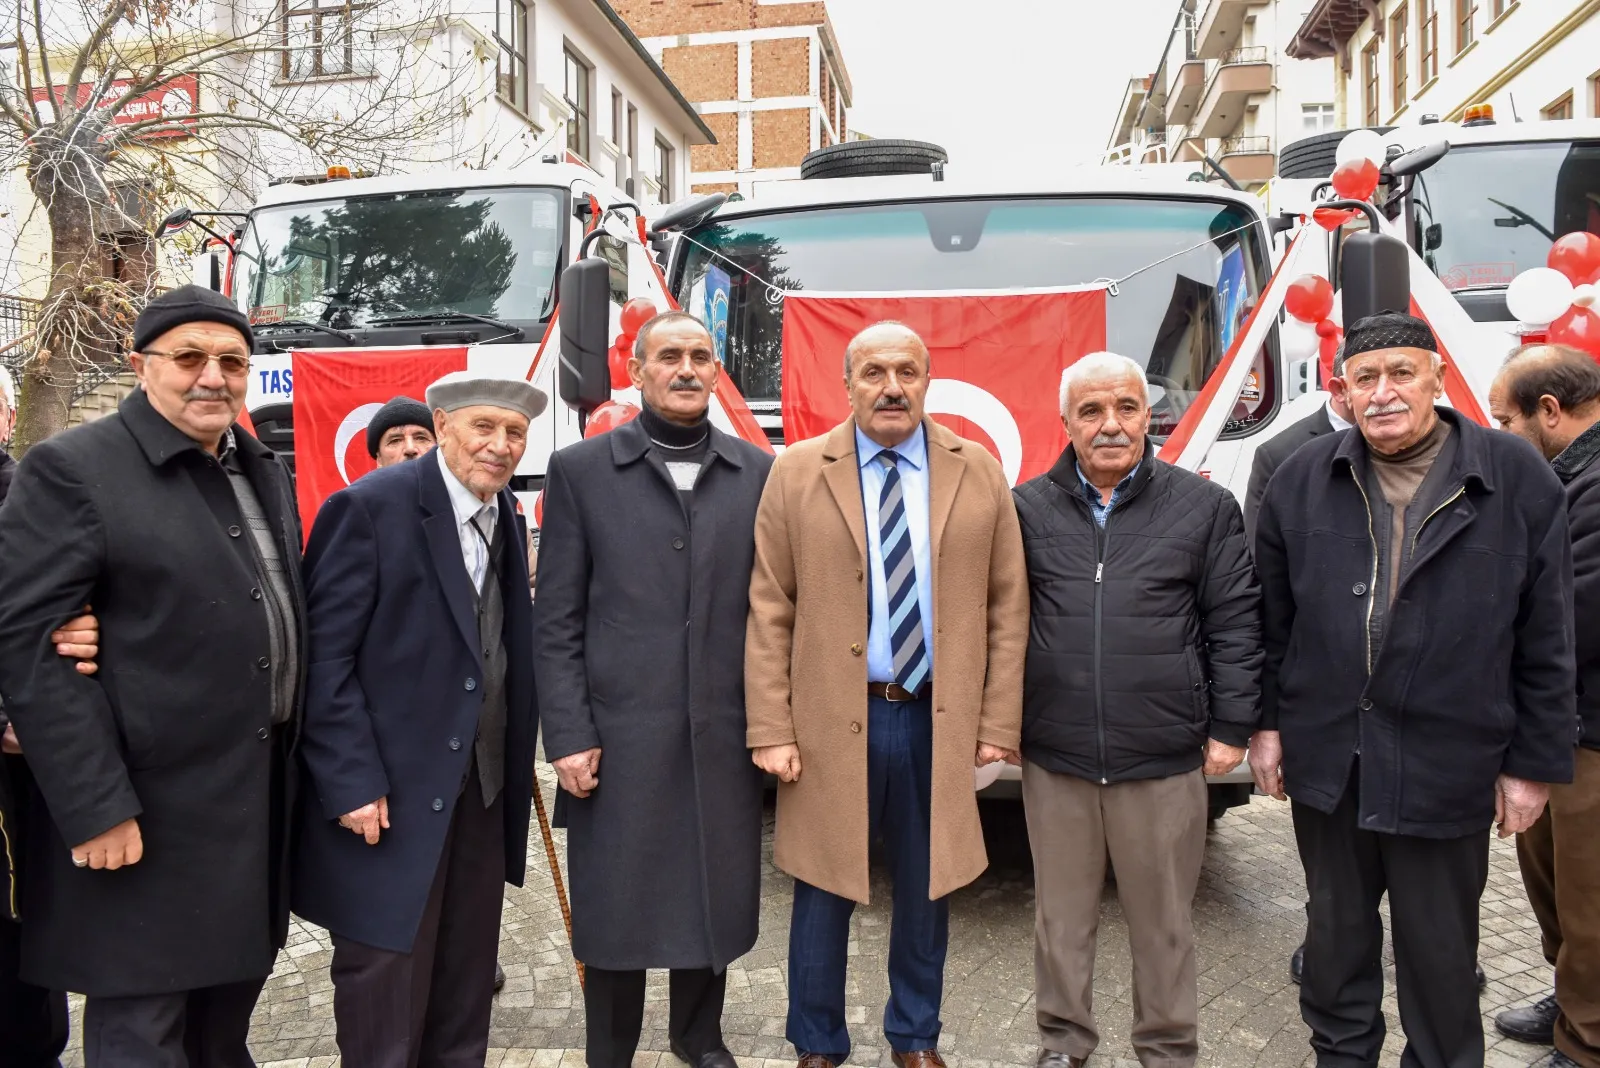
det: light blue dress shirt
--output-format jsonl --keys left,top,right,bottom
{"left": 1076, "top": 460, "right": 1140, "bottom": 529}
{"left": 857, "top": 425, "right": 935, "bottom": 685}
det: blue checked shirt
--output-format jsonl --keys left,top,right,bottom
{"left": 1077, "top": 461, "right": 1140, "bottom": 528}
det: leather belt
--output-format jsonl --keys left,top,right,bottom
{"left": 868, "top": 682, "right": 928, "bottom": 702}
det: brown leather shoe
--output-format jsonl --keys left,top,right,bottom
{"left": 892, "top": 1052, "right": 947, "bottom": 1068}
{"left": 798, "top": 1056, "right": 836, "bottom": 1068}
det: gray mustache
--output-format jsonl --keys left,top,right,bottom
{"left": 669, "top": 379, "right": 704, "bottom": 392}
{"left": 1093, "top": 433, "right": 1133, "bottom": 448}
{"left": 1364, "top": 403, "right": 1409, "bottom": 417}
{"left": 184, "top": 387, "right": 233, "bottom": 402}
{"left": 874, "top": 396, "right": 908, "bottom": 411}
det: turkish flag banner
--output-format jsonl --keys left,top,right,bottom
{"left": 291, "top": 348, "right": 469, "bottom": 531}
{"left": 780, "top": 288, "right": 1107, "bottom": 485}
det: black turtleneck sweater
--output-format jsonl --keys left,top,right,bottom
{"left": 639, "top": 404, "right": 710, "bottom": 512}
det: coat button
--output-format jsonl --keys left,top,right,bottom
{"left": 257, "top": 727, "right": 269, "bottom": 740}
{"left": 257, "top": 656, "right": 270, "bottom": 669}
{"left": 449, "top": 737, "right": 462, "bottom": 751}
{"left": 850, "top": 722, "right": 861, "bottom": 733}
{"left": 851, "top": 643, "right": 862, "bottom": 656}
{"left": 250, "top": 587, "right": 262, "bottom": 600}
{"left": 1193, "top": 682, "right": 1203, "bottom": 691}
{"left": 1359, "top": 698, "right": 1373, "bottom": 711}
{"left": 228, "top": 525, "right": 242, "bottom": 537}
{"left": 464, "top": 677, "right": 478, "bottom": 691}
{"left": 672, "top": 537, "right": 685, "bottom": 550}
{"left": 1352, "top": 582, "right": 1367, "bottom": 595}
{"left": 856, "top": 569, "right": 863, "bottom": 582}
{"left": 431, "top": 798, "right": 444, "bottom": 812}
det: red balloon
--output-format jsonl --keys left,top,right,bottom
{"left": 583, "top": 400, "right": 641, "bottom": 439}
{"left": 1318, "top": 323, "right": 1343, "bottom": 387}
{"left": 1548, "top": 232, "right": 1600, "bottom": 286}
{"left": 1313, "top": 206, "right": 1357, "bottom": 231}
{"left": 533, "top": 490, "right": 544, "bottom": 527}
{"left": 619, "top": 298, "right": 658, "bottom": 337}
{"left": 1285, "top": 274, "right": 1336, "bottom": 324}
{"left": 1550, "top": 306, "right": 1600, "bottom": 359}
{"left": 1329, "top": 158, "right": 1380, "bottom": 202}
{"left": 608, "top": 339, "right": 632, "bottom": 389}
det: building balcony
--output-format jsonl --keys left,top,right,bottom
{"left": 1164, "top": 59, "right": 1206, "bottom": 126}
{"left": 1217, "top": 134, "right": 1275, "bottom": 184}
{"left": 1191, "top": 46, "right": 1271, "bottom": 139}
{"left": 1195, "top": 0, "right": 1264, "bottom": 58}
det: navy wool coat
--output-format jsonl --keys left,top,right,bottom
{"left": 291, "top": 454, "right": 537, "bottom": 952}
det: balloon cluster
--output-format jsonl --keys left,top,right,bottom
{"left": 609, "top": 298, "right": 659, "bottom": 388}
{"left": 1506, "top": 232, "right": 1600, "bottom": 358}
{"left": 1285, "top": 274, "right": 1341, "bottom": 385}
{"left": 1314, "top": 130, "right": 1386, "bottom": 231}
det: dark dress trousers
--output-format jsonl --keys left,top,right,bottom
{"left": 536, "top": 418, "right": 772, "bottom": 975}
{"left": 0, "top": 388, "right": 304, "bottom": 1000}
{"left": 292, "top": 453, "right": 536, "bottom": 1061}
{"left": 1242, "top": 403, "right": 1334, "bottom": 542}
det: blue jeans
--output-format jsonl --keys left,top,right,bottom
{"left": 786, "top": 696, "right": 949, "bottom": 1062}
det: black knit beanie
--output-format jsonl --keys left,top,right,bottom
{"left": 366, "top": 396, "right": 434, "bottom": 457}
{"left": 132, "top": 284, "right": 254, "bottom": 353}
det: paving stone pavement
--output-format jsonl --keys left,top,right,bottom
{"left": 58, "top": 774, "right": 1560, "bottom": 1068}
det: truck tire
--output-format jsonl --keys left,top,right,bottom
{"left": 801, "top": 139, "right": 948, "bottom": 180}
{"left": 1277, "top": 126, "right": 1395, "bottom": 179}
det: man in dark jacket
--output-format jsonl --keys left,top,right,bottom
{"left": 1012, "top": 351, "right": 1260, "bottom": 1068}
{"left": 1488, "top": 344, "right": 1600, "bottom": 1068}
{"left": 295, "top": 372, "right": 542, "bottom": 1064}
{"left": 0, "top": 286, "right": 306, "bottom": 1066}
{"left": 1253, "top": 312, "right": 1576, "bottom": 1068}
{"left": 537, "top": 313, "right": 772, "bottom": 1068}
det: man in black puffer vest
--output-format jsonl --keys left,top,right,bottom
{"left": 1013, "top": 351, "right": 1262, "bottom": 1068}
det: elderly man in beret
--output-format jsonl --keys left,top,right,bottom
{"left": 294, "top": 371, "right": 544, "bottom": 1064}
{"left": 0, "top": 284, "right": 305, "bottom": 1065}
{"left": 367, "top": 395, "right": 436, "bottom": 468}
{"left": 1253, "top": 311, "right": 1576, "bottom": 1068}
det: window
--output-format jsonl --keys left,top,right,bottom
{"left": 1302, "top": 103, "right": 1336, "bottom": 133}
{"left": 494, "top": 0, "right": 530, "bottom": 115}
{"left": 281, "top": 0, "right": 362, "bottom": 80}
{"left": 1363, "top": 39, "right": 1381, "bottom": 125}
{"left": 1456, "top": 0, "right": 1476, "bottom": 53}
{"left": 1489, "top": 0, "right": 1505, "bottom": 16}
{"left": 1543, "top": 92, "right": 1574, "bottom": 121}
{"left": 655, "top": 136, "right": 674, "bottom": 203}
{"left": 1418, "top": 0, "right": 1438, "bottom": 82}
{"left": 1390, "top": 5, "right": 1409, "bottom": 110}
{"left": 612, "top": 90, "right": 626, "bottom": 185}
{"left": 627, "top": 104, "right": 639, "bottom": 182}
{"left": 564, "top": 47, "right": 591, "bottom": 160}
{"left": 1594, "top": 73, "right": 1600, "bottom": 118}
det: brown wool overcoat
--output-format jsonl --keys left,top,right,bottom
{"left": 745, "top": 418, "right": 1029, "bottom": 904}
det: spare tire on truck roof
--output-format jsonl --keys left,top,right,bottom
{"left": 1277, "top": 126, "right": 1395, "bottom": 179}
{"left": 801, "top": 139, "right": 949, "bottom": 180}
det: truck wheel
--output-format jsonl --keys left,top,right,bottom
{"left": 801, "top": 139, "right": 948, "bottom": 180}
{"left": 1277, "top": 126, "right": 1395, "bottom": 179}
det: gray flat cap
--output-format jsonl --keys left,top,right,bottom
{"left": 425, "top": 371, "right": 549, "bottom": 421}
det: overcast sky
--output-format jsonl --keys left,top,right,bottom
{"left": 825, "top": 0, "right": 1180, "bottom": 171}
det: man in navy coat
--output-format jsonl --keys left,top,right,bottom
{"left": 294, "top": 371, "right": 544, "bottom": 1066}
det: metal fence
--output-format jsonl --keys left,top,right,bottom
{"left": 0, "top": 294, "right": 37, "bottom": 375}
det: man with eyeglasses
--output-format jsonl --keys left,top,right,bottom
{"left": 0, "top": 285, "right": 306, "bottom": 1066}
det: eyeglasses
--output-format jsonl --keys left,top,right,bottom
{"left": 141, "top": 348, "right": 253, "bottom": 378}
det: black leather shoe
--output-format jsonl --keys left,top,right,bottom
{"left": 1036, "top": 1052, "right": 1086, "bottom": 1068}
{"left": 494, "top": 962, "right": 506, "bottom": 992}
{"left": 1290, "top": 943, "right": 1305, "bottom": 985}
{"left": 670, "top": 1041, "right": 737, "bottom": 1068}
{"left": 1546, "top": 1052, "right": 1580, "bottom": 1068}
{"left": 1497, "top": 994, "right": 1559, "bottom": 1044}
{"left": 1477, "top": 963, "right": 1488, "bottom": 991}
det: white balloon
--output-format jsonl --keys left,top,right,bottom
{"left": 1335, "top": 129, "right": 1386, "bottom": 167}
{"left": 1572, "top": 284, "right": 1598, "bottom": 310}
{"left": 1506, "top": 267, "right": 1576, "bottom": 327}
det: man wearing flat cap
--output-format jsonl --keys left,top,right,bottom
{"left": 294, "top": 370, "right": 545, "bottom": 1064}
{"left": 1253, "top": 311, "right": 1576, "bottom": 1068}
{"left": 0, "top": 284, "right": 307, "bottom": 1064}
{"left": 367, "top": 395, "right": 436, "bottom": 468}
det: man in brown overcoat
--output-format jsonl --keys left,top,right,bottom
{"left": 745, "top": 321, "right": 1029, "bottom": 1068}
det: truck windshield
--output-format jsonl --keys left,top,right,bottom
{"left": 1411, "top": 140, "right": 1600, "bottom": 290}
{"left": 232, "top": 186, "right": 564, "bottom": 328}
{"left": 674, "top": 196, "right": 1275, "bottom": 440}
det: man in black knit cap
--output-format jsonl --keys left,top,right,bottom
{"left": 365, "top": 395, "right": 436, "bottom": 468}
{"left": 536, "top": 312, "right": 772, "bottom": 1068}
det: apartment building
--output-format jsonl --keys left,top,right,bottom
{"left": 1287, "top": 0, "right": 1600, "bottom": 126}
{"left": 1106, "top": 0, "right": 1336, "bottom": 188}
{"left": 615, "top": 0, "right": 853, "bottom": 195}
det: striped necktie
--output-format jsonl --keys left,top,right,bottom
{"left": 876, "top": 451, "right": 930, "bottom": 694}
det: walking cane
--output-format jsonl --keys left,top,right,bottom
{"left": 532, "top": 775, "right": 585, "bottom": 987}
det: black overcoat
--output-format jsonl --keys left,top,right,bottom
{"left": 0, "top": 389, "right": 304, "bottom": 996}
{"left": 535, "top": 419, "right": 772, "bottom": 971}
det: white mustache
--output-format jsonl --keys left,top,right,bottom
{"left": 184, "top": 387, "right": 232, "bottom": 402}
{"left": 1363, "top": 402, "right": 1410, "bottom": 417}
{"left": 1093, "top": 433, "right": 1132, "bottom": 448}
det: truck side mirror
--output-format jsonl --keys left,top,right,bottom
{"left": 1340, "top": 230, "right": 1411, "bottom": 324}
{"left": 558, "top": 258, "right": 613, "bottom": 413}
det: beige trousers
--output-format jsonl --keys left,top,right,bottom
{"left": 1023, "top": 762, "right": 1207, "bottom": 1068}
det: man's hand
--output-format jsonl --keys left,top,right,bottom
{"left": 72, "top": 818, "right": 142, "bottom": 870}
{"left": 1, "top": 724, "right": 20, "bottom": 755}
{"left": 338, "top": 797, "right": 390, "bottom": 845}
{"left": 1203, "top": 738, "right": 1248, "bottom": 777}
{"left": 752, "top": 744, "right": 802, "bottom": 783}
{"left": 554, "top": 748, "right": 602, "bottom": 797}
{"left": 1248, "top": 730, "right": 1285, "bottom": 800}
{"left": 1495, "top": 774, "right": 1550, "bottom": 838}
{"left": 976, "top": 742, "right": 1021, "bottom": 768}
{"left": 53, "top": 608, "right": 99, "bottom": 675}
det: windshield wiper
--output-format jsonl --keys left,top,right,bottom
{"left": 254, "top": 319, "right": 357, "bottom": 342}
{"left": 367, "top": 311, "right": 526, "bottom": 341}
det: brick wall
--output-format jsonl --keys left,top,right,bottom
{"left": 692, "top": 181, "right": 740, "bottom": 195}
{"left": 753, "top": 108, "right": 811, "bottom": 169}
{"left": 693, "top": 111, "right": 739, "bottom": 172}
{"left": 751, "top": 37, "right": 809, "bottom": 98}
{"left": 613, "top": 0, "right": 828, "bottom": 36}
{"left": 660, "top": 42, "right": 737, "bottom": 101}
